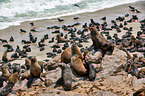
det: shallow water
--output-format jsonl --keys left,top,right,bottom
{"left": 0, "top": 1, "right": 145, "bottom": 64}
{"left": 0, "top": 0, "right": 141, "bottom": 30}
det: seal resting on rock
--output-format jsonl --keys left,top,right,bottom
{"left": 89, "top": 27, "right": 114, "bottom": 55}
{"left": 0, "top": 72, "right": 19, "bottom": 96}
{"left": 71, "top": 54, "right": 87, "bottom": 76}
{"left": 25, "top": 57, "right": 31, "bottom": 70}
{"left": 71, "top": 41, "right": 86, "bottom": 76}
{"left": 19, "top": 70, "right": 30, "bottom": 84}
{"left": 54, "top": 63, "right": 72, "bottom": 91}
{"left": 0, "top": 67, "right": 10, "bottom": 87}
{"left": 61, "top": 47, "right": 71, "bottom": 63}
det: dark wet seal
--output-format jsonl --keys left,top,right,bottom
{"left": 54, "top": 63, "right": 72, "bottom": 91}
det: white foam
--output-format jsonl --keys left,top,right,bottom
{"left": 0, "top": 0, "right": 141, "bottom": 30}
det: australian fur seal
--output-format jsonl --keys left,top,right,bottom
{"left": 27, "top": 57, "right": 44, "bottom": 88}
{"left": 55, "top": 63, "right": 72, "bottom": 91}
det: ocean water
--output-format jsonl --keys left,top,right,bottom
{"left": 0, "top": 0, "right": 142, "bottom": 30}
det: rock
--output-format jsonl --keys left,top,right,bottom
{"left": 85, "top": 51, "right": 102, "bottom": 64}
{"left": 47, "top": 55, "right": 61, "bottom": 70}
{"left": 88, "top": 91, "right": 118, "bottom": 96}
{"left": 44, "top": 79, "right": 53, "bottom": 87}
{"left": 36, "top": 89, "right": 87, "bottom": 96}
{"left": 97, "top": 48, "right": 127, "bottom": 78}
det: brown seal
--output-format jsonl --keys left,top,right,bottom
{"left": 56, "top": 34, "right": 69, "bottom": 43}
{"left": 19, "top": 70, "right": 30, "bottom": 84}
{"left": 71, "top": 41, "right": 86, "bottom": 76}
{"left": 71, "top": 54, "right": 87, "bottom": 76}
{"left": 71, "top": 41, "right": 83, "bottom": 59}
{"left": 25, "top": 57, "right": 31, "bottom": 70}
{"left": 30, "top": 57, "right": 41, "bottom": 77}
{"left": 0, "top": 67, "right": 10, "bottom": 87}
{"left": 8, "top": 72, "right": 19, "bottom": 84}
{"left": 27, "top": 57, "right": 44, "bottom": 88}
{"left": 1, "top": 66, "right": 10, "bottom": 78}
{"left": 0, "top": 72, "right": 19, "bottom": 96}
{"left": 89, "top": 27, "right": 114, "bottom": 55}
{"left": 61, "top": 47, "right": 71, "bottom": 63}
{"left": 2, "top": 50, "right": 8, "bottom": 63}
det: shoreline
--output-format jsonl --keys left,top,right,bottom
{"left": 0, "top": 1, "right": 144, "bottom": 31}
{"left": 0, "top": 1, "right": 145, "bottom": 63}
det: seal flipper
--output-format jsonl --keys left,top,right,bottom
{"left": 27, "top": 76, "right": 38, "bottom": 88}
{"left": 88, "top": 64, "right": 96, "bottom": 81}
{"left": 54, "top": 77, "right": 63, "bottom": 88}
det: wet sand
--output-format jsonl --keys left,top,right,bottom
{"left": 0, "top": 1, "right": 145, "bottom": 64}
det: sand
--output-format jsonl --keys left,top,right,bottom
{"left": 0, "top": 1, "right": 145, "bottom": 65}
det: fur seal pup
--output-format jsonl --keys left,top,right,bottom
{"left": 2, "top": 50, "right": 8, "bottom": 63}
{"left": 20, "top": 29, "right": 27, "bottom": 33}
{"left": 9, "top": 36, "right": 14, "bottom": 42}
{"left": 27, "top": 57, "right": 44, "bottom": 88}
{"left": 56, "top": 34, "right": 69, "bottom": 43}
{"left": 0, "top": 72, "right": 19, "bottom": 96}
{"left": 54, "top": 63, "right": 72, "bottom": 91}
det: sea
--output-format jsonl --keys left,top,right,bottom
{"left": 0, "top": 0, "right": 143, "bottom": 30}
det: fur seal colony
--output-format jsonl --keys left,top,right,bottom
{"left": 0, "top": 3, "right": 145, "bottom": 95}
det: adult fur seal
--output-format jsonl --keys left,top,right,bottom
{"left": 71, "top": 41, "right": 84, "bottom": 59}
{"left": 25, "top": 57, "right": 31, "bottom": 70}
{"left": 0, "top": 72, "right": 19, "bottom": 96}
{"left": 2, "top": 50, "right": 8, "bottom": 63}
{"left": 61, "top": 47, "right": 71, "bottom": 63}
{"left": 0, "top": 67, "right": 10, "bottom": 87}
{"left": 54, "top": 63, "right": 72, "bottom": 91}
{"left": 56, "top": 34, "right": 69, "bottom": 43}
{"left": 71, "top": 54, "right": 87, "bottom": 76}
{"left": 71, "top": 41, "right": 86, "bottom": 76}
{"left": 27, "top": 57, "right": 44, "bottom": 88}
{"left": 19, "top": 70, "right": 30, "bottom": 84}
{"left": 89, "top": 27, "right": 114, "bottom": 55}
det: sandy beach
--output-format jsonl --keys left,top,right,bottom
{"left": 0, "top": 1, "right": 145, "bottom": 96}
{"left": 0, "top": 1, "right": 144, "bottom": 62}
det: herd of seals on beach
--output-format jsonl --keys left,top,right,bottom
{"left": 0, "top": 5, "right": 145, "bottom": 96}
